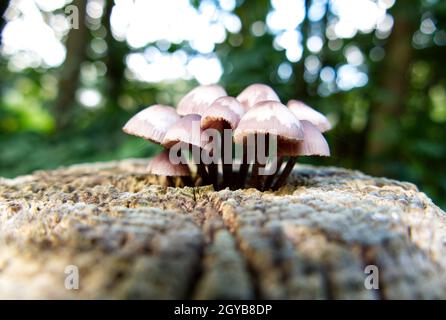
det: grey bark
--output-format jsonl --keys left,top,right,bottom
{"left": 0, "top": 159, "right": 445, "bottom": 299}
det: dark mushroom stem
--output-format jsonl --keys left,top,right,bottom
{"left": 272, "top": 156, "right": 297, "bottom": 190}
{"left": 238, "top": 140, "right": 250, "bottom": 188}
{"left": 207, "top": 161, "right": 219, "bottom": 189}
{"left": 250, "top": 134, "right": 260, "bottom": 186}
{"left": 197, "top": 162, "right": 210, "bottom": 185}
{"left": 166, "top": 176, "right": 175, "bottom": 187}
{"left": 251, "top": 134, "right": 269, "bottom": 189}
{"left": 206, "top": 125, "right": 220, "bottom": 189}
{"left": 179, "top": 152, "right": 194, "bottom": 187}
{"left": 221, "top": 124, "right": 233, "bottom": 189}
{"left": 197, "top": 163, "right": 210, "bottom": 185}
{"left": 205, "top": 125, "right": 223, "bottom": 190}
{"left": 263, "top": 156, "right": 284, "bottom": 191}
{"left": 171, "top": 147, "right": 194, "bottom": 187}
{"left": 191, "top": 145, "right": 211, "bottom": 185}
{"left": 180, "top": 176, "right": 193, "bottom": 187}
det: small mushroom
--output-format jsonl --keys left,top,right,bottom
{"left": 177, "top": 85, "right": 227, "bottom": 116}
{"left": 234, "top": 100, "right": 304, "bottom": 188}
{"left": 122, "top": 104, "right": 180, "bottom": 144}
{"left": 147, "top": 150, "right": 192, "bottom": 187}
{"left": 234, "top": 100, "right": 304, "bottom": 143}
{"left": 163, "top": 114, "right": 211, "bottom": 185}
{"left": 201, "top": 96, "right": 244, "bottom": 131}
{"left": 287, "top": 100, "right": 332, "bottom": 132}
{"left": 272, "top": 120, "right": 330, "bottom": 190}
{"left": 163, "top": 114, "right": 207, "bottom": 148}
{"left": 236, "top": 83, "right": 280, "bottom": 111}
{"left": 293, "top": 120, "right": 330, "bottom": 156}
{"left": 123, "top": 85, "right": 334, "bottom": 192}
{"left": 201, "top": 96, "right": 245, "bottom": 188}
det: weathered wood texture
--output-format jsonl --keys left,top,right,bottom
{"left": 0, "top": 159, "right": 445, "bottom": 299}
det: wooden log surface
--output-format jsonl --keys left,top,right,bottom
{"left": 0, "top": 159, "right": 445, "bottom": 299}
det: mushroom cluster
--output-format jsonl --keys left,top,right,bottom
{"left": 123, "top": 84, "right": 331, "bottom": 191}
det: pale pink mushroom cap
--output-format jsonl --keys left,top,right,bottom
{"left": 201, "top": 96, "right": 245, "bottom": 130}
{"left": 236, "top": 83, "right": 280, "bottom": 111}
{"left": 287, "top": 100, "right": 332, "bottom": 132}
{"left": 279, "top": 120, "right": 330, "bottom": 157}
{"left": 147, "top": 150, "right": 191, "bottom": 177}
{"left": 122, "top": 105, "right": 180, "bottom": 144}
{"left": 162, "top": 114, "right": 207, "bottom": 149}
{"left": 234, "top": 100, "right": 304, "bottom": 144}
{"left": 297, "top": 120, "right": 330, "bottom": 156}
{"left": 177, "top": 85, "right": 227, "bottom": 116}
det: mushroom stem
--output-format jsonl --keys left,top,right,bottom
{"left": 207, "top": 162, "right": 219, "bottom": 189}
{"left": 251, "top": 163, "right": 260, "bottom": 185}
{"left": 238, "top": 141, "right": 250, "bottom": 188}
{"left": 166, "top": 176, "right": 175, "bottom": 187}
{"left": 207, "top": 125, "right": 220, "bottom": 189}
{"left": 175, "top": 148, "right": 194, "bottom": 187}
{"left": 196, "top": 163, "right": 210, "bottom": 185}
{"left": 221, "top": 125, "right": 233, "bottom": 189}
{"left": 222, "top": 148, "right": 232, "bottom": 189}
{"left": 263, "top": 156, "right": 284, "bottom": 191}
{"left": 251, "top": 134, "right": 269, "bottom": 189}
{"left": 272, "top": 157, "right": 297, "bottom": 190}
{"left": 197, "top": 162, "right": 210, "bottom": 185}
{"left": 191, "top": 145, "right": 211, "bottom": 185}
{"left": 181, "top": 176, "right": 193, "bottom": 187}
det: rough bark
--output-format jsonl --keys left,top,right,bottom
{"left": 0, "top": 159, "right": 445, "bottom": 299}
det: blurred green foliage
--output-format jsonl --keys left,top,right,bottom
{"left": 0, "top": 0, "right": 446, "bottom": 209}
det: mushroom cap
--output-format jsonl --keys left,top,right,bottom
{"left": 236, "top": 83, "right": 280, "bottom": 111}
{"left": 234, "top": 100, "right": 304, "bottom": 144}
{"left": 163, "top": 114, "right": 207, "bottom": 149}
{"left": 177, "top": 85, "right": 227, "bottom": 116}
{"left": 287, "top": 100, "right": 332, "bottom": 132}
{"left": 201, "top": 96, "right": 245, "bottom": 130}
{"left": 147, "top": 150, "right": 191, "bottom": 177}
{"left": 122, "top": 105, "right": 180, "bottom": 144}
{"left": 279, "top": 120, "right": 330, "bottom": 157}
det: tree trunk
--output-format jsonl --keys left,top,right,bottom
{"left": 292, "top": 0, "right": 311, "bottom": 98}
{"left": 0, "top": 0, "right": 9, "bottom": 37}
{"left": 0, "top": 1, "right": 9, "bottom": 101}
{"left": 0, "top": 159, "right": 445, "bottom": 299}
{"left": 235, "top": 0, "right": 270, "bottom": 43}
{"left": 53, "top": 0, "right": 89, "bottom": 130}
{"left": 365, "top": 3, "right": 417, "bottom": 174}
{"left": 103, "top": 0, "right": 126, "bottom": 105}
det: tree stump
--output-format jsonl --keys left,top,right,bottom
{"left": 0, "top": 159, "right": 445, "bottom": 299}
